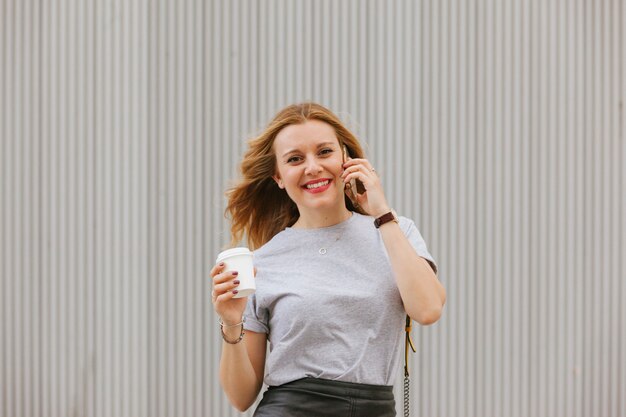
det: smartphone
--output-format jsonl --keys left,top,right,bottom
{"left": 342, "top": 146, "right": 365, "bottom": 207}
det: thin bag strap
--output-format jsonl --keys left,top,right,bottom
{"left": 404, "top": 315, "right": 416, "bottom": 417}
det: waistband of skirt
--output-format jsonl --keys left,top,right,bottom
{"left": 269, "top": 377, "right": 394, "bottom": 400}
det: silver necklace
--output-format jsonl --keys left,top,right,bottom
{"left": 317, "top": 228, "right": 344, "bottom": 255}
{"left": 293, "top": 213, "right": 352, "bottom": 255}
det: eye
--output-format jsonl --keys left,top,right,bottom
{"left": 286, "top": 155, "right": 302, "bottom": 163}
{"left": 319, "top": 148, "right": 334, "bottom": 156}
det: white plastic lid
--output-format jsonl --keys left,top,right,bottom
{"left": 216, "top": 247, "right": 252, "bottom": 263}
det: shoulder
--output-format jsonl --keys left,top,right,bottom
{"left": 397, "top": 215, "right": 418, "bottom": 234}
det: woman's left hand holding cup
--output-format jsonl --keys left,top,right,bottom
{"left": 212, "top": 248, "right": 256, "bottom": 327}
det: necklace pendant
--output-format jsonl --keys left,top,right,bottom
{"left": 319, "top": 248, "right": 327, "bottom": 255}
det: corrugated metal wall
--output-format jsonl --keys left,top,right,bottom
{"left": 1, "top": 1, "right": 624, "bottom": 416}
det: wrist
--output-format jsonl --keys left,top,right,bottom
{"left": 374, "top": 209, "right": 399, "bottom": 229}
{"left": 371, "top": 206, "right": 392, "bottom": 218}
{"left": 222, "top": 325, "right": 244, "bottom": 341}
{"left": 218, "top": 315, "right": 244, "bottom": 327}
{"left": 219, "top": 316, "right": 246, "bottom": 344}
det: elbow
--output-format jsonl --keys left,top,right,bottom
{"left": 439, "top": 286, "right": 447, "bottom": 307}
{"left": 410, "top": 288, "right": 446, "bottom": 326}
{"left": 220, "top": 376, "right": 259, "bottom": 413}
{"left": 414, "top": 307, "right": 443, "bottom": 326}
{"left": 410, "top": 301, "right": 444, "bottom": 326}
{"left": 232, "top": 401, "right": 254, "bottom": 413}
{"left": 226, "top": 391, "right": 257, "bottom": 413}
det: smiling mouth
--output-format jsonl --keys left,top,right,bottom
{"left": 302, "top": 179, "right": 331, "bottom": 190}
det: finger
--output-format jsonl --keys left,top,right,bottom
{"left": 342, "top": 164, "right": 375, "bottom": 178}
{"left": 210, "top": 262, "right": 226, "bottom": 277}
{"left": 215, "top": 290, "right": 239, "bottom": 304}
{"left": 253, "top": 266, "right": 257, "bottom": 277}
{"left": 343, "top": 170, "right": 376, "bottom": 186}
{"left": 213, "top": 278, "right": 241, "bottom": 294}
{"left": 342, "top": 157, "right": 369, "bottom": 166}
{"left": 212, "top": 270, "right": 239, "bottom": 285}
{"left": 342, "top": 158, "right": 373, "bottom": 170}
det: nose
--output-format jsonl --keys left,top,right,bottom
{"left": 304, "top": 158, "right": 323, "bottom": 176}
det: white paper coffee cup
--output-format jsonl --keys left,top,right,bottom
{"left": 215, "top": 247, "right": 255, "bottom": 298}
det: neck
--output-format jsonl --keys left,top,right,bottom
{"left": 292, "top": 207, "right": 353, "bottom": 229}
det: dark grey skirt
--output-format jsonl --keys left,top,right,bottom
{"left": 253, "top": 377, "right": 396, "bottom": 417}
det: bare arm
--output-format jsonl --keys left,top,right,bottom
{"left": 211, "top": 263, "right": 267, "bottom": 412}
{"left": 219, "top": 328, "right": 267, "bottom": 412}
{"left": 341, "top": 158, "right": 446, "bottom": 325}
{"left": 378, "top": 221, "right": 446, "bottom": 325}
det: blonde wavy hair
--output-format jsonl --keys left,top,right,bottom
{"left": 225, "top": 102, "right": 368, "bottom": 249}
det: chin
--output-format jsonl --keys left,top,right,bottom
{"left": 297, "top": 200, "right": 333, "bottom": 211}
{"left": 299, "top": 195, "right": 345, "bottom": 212}
{"left": 289, "top": 183, "right": 344, "bottom": 210}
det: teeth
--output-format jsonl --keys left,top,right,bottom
{"left": 306, "top": 180, "right": 330, "bottom": 189}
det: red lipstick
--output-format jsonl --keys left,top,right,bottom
{"left": 301, "top": 178, "right": 332, "bottom": 194}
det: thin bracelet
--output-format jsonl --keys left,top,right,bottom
{"left": 220, "top": 322, "right": 245, "bottom": 344}
{"left": 218, "top": 316, "right": 245, "bottom": 328}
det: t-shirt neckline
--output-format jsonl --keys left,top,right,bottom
{"left": 285, "top": 211, "right": 360, "bottom": 233}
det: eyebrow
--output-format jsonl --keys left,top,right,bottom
{"left": 281, "top": 141, "right": 337, "bottom": 158}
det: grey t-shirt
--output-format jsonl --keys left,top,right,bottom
{"left": 243, "top": 212, "right": 437, "bottom": 387}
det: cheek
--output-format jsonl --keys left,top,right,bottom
{"left": 332, "top": 161, "right": 345, "bottom": 178}
{"left": 281, "top": 168, "right": 302, "bottom": 188}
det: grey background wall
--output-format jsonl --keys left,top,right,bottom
{"left": 1, "top": 1, "right": 624, "bottom": 416}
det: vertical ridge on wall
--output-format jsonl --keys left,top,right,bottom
{"left": 206, "top": 1, "right": 221, "bottom": 416}
{"left": 614, "top": 2, "right": 626, "bottom": 416}
{"left": 572, "top": 2, "right": 584, "bottom": 417}
{"left": 2, "top": 0, "right": 12, "bottom": 414}
{"left": 0, "top": 3, "right": 4, "bottom": 398}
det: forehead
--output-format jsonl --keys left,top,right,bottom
{"left": 273, "top": 120, "right": 339, "bottom": 150}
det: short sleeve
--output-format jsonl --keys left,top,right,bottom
{"left": 243, "top": 293, "right": 270, "bottom": 334}
{"left": 399, "top": 216, "right": 438, "bottom": 275}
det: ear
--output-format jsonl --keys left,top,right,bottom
{"left": 273, "top": 174, "right": 284, "bottom": 189}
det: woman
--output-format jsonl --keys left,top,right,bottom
{"left": 211, "top": 102, "right": 446, "bottom": 416}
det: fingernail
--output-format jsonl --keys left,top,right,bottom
{"left": 232, "top": 271, "right": 239, "bottom": 276}
{"left": 233, "top": 280, "right": 240, "bottom": 285}
{"left": 232, "top": 290, "right": 239, "bottom": 295}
